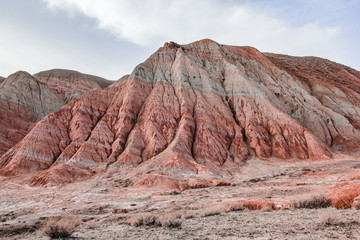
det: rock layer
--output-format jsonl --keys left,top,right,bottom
{"left": 1, "top": 39, "right": 359, "bottom": 188}
{"left": 0, "top": 69, "right": 113, "bottom": 156}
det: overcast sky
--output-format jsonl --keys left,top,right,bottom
{"left": 0, "top": 0, "right": 359, "bottom": 80}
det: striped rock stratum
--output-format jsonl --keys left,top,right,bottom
{"left": 0, "top": 39, "right": 359, "bottom": 189}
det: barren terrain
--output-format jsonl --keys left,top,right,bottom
{"left": 1, "top": 156, "right": 359, "bottom": 239}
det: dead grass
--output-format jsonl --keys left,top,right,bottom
{"left": 43, "top": 216, "right": 80, "bottom": 239}
{"left": 222, "top": 202, "right": 245, "bottom": 212}
{"left": 200, "top": 207, "right": 222, "bottom": 217}
{"left": 127, "top": 213, "right": 181, "bottom": 228}
{"left": 127, "top": 213, "right": 156, "bottom": 227}
{"left": 329, "top": 183, "right": 360, "bottom": 209}
{"left": 198, "top": 201, "right": 245, "bottom": 217}
{"left": 0, "top": 223, "right": 41, "bottom": 238}
{"left": 197, "top": 200, "right": 277, "bottom": 218}
{"left": 353, "top": 196, "right": 360, "bottom": 210}
{"left": 291, "top": 194, "right": 332, "bottom": 209}
{"left": 157, "top": 214, "right": 182, "bottom": 228}
{"left": 319, "top": 213, "right": 342, "bottom": 227}
{"left": 238, "top": 200, "right": 276, "bottom": 210}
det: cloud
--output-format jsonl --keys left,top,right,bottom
{"left": 43, "top": 0, "right": 344, "bottom": 60}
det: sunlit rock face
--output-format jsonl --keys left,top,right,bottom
{"left": 0, "top": 69, "right": 112, "bottom": 156}
{"left": 1, "top": 39, "right": 359, "bottom": 189}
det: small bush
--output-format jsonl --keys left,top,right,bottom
{"left": 198, "top": 202, "right": 245, "bottom": 217}
{"left": 127, "top": 213, "right": 156, "bottom": 227}
{"left": 353, "top": 196, "right": 360, "bottom": 210}
{"left": 200, "top": 207, "right": 222, "bottom": 217}
{"left": 182, "top": 213, "right": 195, "bottom": 219}
{"left": 239, "top": 200, "right": 276, "bottom": 211}
{"left": 127, "top": 213, "right": 181, "bottom": 228}
{"left": 44, "top": 216, "right": 79, "bottom": 239}
{"left": 319, "top": 213, "right": 341, "bottom": 227}
{"left": 156, "top": 215, "right": 182, "bottom": 228}
{"left": 292, "top": 195, "right": 332, "bottom": 209}
{"left": 222, "top": 202, "right": 245, "bottom": 212}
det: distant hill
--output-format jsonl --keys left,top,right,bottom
{"left": 0, "top": 69, "right": 113, "bottom": 157}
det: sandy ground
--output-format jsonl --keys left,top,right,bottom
{"left": 1, "top": 157, "right": 360, "bottom": 239}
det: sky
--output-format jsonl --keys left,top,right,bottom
{"left": 0, "top": 0, "right": 359, "bottom": 80}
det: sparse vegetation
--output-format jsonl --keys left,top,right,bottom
{"left": 43, "top": 216, "right": 79, "bottom": 239}
{"left": 319, "top": 213, "right": 342, "bottom": 227}
{"left": 127, "top": 213, "right": 182, "bottom": 228}
{"left": 222, "top": 202, "right": 245, "bottom": 212}
{"left": 157, "top": 214, "right": 182, "bottom": 228}
{"left": 127, "top": 213, "right": 156, "bottom": 227}
{"left": 239, "top": 200, "right": 276, "bottom": 211}
{"left": 199, "top": 202, "right": 245, "bottom": 217}
{"left": 329, "top": 183, "right": 360, "bottom": 209}
{"left": 200, "top": 207, "right": 222, "bottom": 217}
{"left": 292, "top": 195, "right": 332, "bottom": 209}
{"left": 353, "top": 197, "right": 360, "bottom": 210}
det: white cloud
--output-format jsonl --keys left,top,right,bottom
{"left": 43, "top": 0, "right": 344, "bottom": 61}
{"left": 1, "top": 0, "right": 356, "bottom": 80}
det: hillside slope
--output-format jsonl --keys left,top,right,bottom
{"left": 0, "top": 69, "right": 113, "bottom": 156}
{"left": 1, "top": 39, "right": 359, "bottom": 188}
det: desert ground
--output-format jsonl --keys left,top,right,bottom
{"left": 1, "top": 155, "right": 360, "bottom": 239}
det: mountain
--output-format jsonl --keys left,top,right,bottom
{"left": 0, "top": 69, "right": 113, "bottom": 156}
{"left": 0, "top": 39, "right": 359, "bottom": 189}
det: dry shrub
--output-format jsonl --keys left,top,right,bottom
{"left": 127, "top": 213, "right": 157, "bottom": 227}
{"left": 329, "top": 183, "right": 360, "bottom": 209}
{"left": 199, "top": 202, "right": 245, "bottom": 217}
{"left": 353, "top": 196, "right": 360, "bottom": 210}
{"left": 238, "top": 200, "right": 276, "bottom": 210}
{"left": 319, "top": 213, "right": 342, "bottom": 227}
{"left": 127, "top": 213, "right": 181, "bottom": 228}
{"left": 200, "top": 207, "right": 222, "bottom": 217}
{"left": 43, "top": 216, "right": 80, "bottom": 239}
{"left": 292, "top": 194, "right": 332, "bottom": 209}
{"left": 199, "top": 200, "right": 273, "bottom": 217}
{"left": 222, "top": 202, "right": 245, "bottom": 212}
{"left": 157, "top": 214, "right": 182, "bottom": 228}
{"left": 182, "top": 213, "right": 196, "bottom": 219}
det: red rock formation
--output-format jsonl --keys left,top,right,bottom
{"left": 0, "top": 70, "right": 113, "bottom": 156}
{"left": 1, "top": 39, "right": 359, "bottom": 188}
{"left": 34, "top": 69, "right": 112, "bottom": 101}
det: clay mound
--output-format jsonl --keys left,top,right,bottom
{"left": 0, "top": 70, "right": 113, "bottom": 157}
{"left": 265, "top": 53, "right": 360, "bottom": 149}
{"left": 34, "top": 69, "right": 113, "bottom": 100}
{"left": 1, "top": 39, "right": 359, "bottom": 188}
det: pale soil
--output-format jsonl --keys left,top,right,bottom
{"left": 1, "top": 157, "right": 360, "bottom": 239}
{"left": 70, "top": 209, "right": 360, "bottom": 240}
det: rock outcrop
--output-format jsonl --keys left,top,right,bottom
{"left": 1, "top": 39, "right": 359, "bottom": 189}
{"left": 0, "top": 69, "right": 113, "bottom": 156}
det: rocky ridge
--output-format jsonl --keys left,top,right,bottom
{"left": 0, "top": 39, "right": 359, "bottom": 189}
{"left": 0, "top": 69, "right": 113, "bottom": 156}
